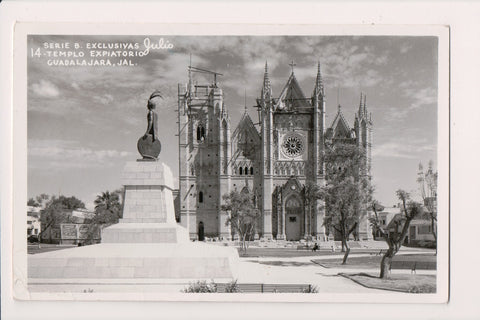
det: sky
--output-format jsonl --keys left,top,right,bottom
{"left": 27, "top": 35, "right": 438, "bottom": 210}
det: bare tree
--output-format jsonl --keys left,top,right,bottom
{"left": 370, "top": 190, "right": 423, "bottom": 278}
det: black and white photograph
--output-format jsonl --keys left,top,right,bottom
{"left": 15, "top": 27, "right": 449, "bottom": 302}
{"left": 14, "top": 0, "right": 480, "bottom": 317}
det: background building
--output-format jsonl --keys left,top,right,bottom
{"left": 177, "top": 62, "right": 372, "bottom": 241}
{"left": 27, "top": 206, "right": 41, "bottom": 238}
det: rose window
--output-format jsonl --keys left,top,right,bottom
{"left": 282, "top": 134, "right": 304, "bottom": 158}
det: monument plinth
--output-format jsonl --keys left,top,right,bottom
{"left": 101, "top": 161, "right": 189, "bottom": 243}
{"left": 28, "top": 91, "right": 239, "bottom": 287}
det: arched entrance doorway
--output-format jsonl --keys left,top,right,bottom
{"left": 198, "top": 221, "right": 205, "bottom": 241}
{"left": 285, "top": 196, "right": 303, "bottom": 241}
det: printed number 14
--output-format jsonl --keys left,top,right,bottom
{"left": 31, "top": 48, "right": 41, "bottom": 58}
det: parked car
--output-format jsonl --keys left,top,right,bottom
{"left": 28, "top": 235, "right": 39, "bottom": 243}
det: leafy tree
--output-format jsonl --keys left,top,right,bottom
{"left": 303, "top": 182, "right": 322, "bottom": 243}
{"left": 370, "top": 190, "right": 423, "bottom": 278}
{"left": 319, "top": 142, "right": 372, "bottom": 264}
{"left": 93, "top": 190, "right": 123, "bottom": 224}
{"left": 221, "top": 189, "right": 260, "bottom": 252}
{"left": 36, "top": 193, "right": 50, "bottom": 208}
{"left": 38, "top": 195, "right": 86, "bottom": 242}
{"left": 27, "top": 198, "right": 39, "bottom": 207}
{"left": 28, "top": 193, "right": 50, "bottom": 207}
{"left": 417, "top": 161, "right": 438, "bottom": 253}
{"left": 84, "top": 189, "right": 123, "bottom": 243}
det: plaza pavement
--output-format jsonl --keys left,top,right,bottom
{"left": 27, "top": 247, "right": 435, "bottom": 298}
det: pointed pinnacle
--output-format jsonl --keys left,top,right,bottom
{"left": 244, "top": 88, "right": 248, "bottom": 113}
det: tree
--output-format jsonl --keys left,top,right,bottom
{"left": 38, "top": 195, "right": 86, "bottom": 242}
{"left": 417, "top": 161, "right": 438, "bottom": 253}
{"left": 304, "top": 182, "right": 322, "bottom": 243}
{"left": 28, "top": 193, "right": 50, "bottom": 207}
{"left": 93, "top": 190, "right": 123, "bottom": 225}
{"left": 27, "top": 198, "right": 40, "bottom": 207}
{"left": 370, "top": 190, "right": 423, "bottom": 279}
{"left": 319, "top": 142, "right": 372, "bottom": 264}
{"left": 221, "top": 189, "right": 260, "bottom": 252}
{"left": 84, "top": 189, "right": 123, "bottom": 243}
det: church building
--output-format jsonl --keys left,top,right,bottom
{"left": 177, "top": 62, "right": 372, "bottom": 241}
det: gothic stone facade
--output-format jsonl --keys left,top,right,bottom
{"left": 177, "top": 63, "right": 372, "bottom": 241}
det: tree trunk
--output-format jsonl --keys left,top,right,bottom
{"left": 431, "top": 216, "right": 437, "bottom": 255}
{"left": 342, "top": 239, "right": 350, "bottom": 265}
{"left": 380, "top": 250, "right": 394, "bottom": 279}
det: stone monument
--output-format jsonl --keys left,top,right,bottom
{"left": 28, "top": 92, "right": 239, "bottom": 287}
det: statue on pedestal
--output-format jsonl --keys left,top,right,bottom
{"left": 137, "top": 91, "right": 162, "bottom": 160}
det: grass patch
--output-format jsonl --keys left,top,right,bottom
{"left": 312, "top": 254, "right": 436, "bottom": 269}
{"left": 237, "top": 248, "right": 379, "bottom": 258}
{"left": 342, "top": 273, "right": 436, "bottom": 293}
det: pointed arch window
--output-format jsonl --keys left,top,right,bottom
{"left": 197, "top": 124, "right": 206, "bottom": 142}
{"left": 244, "top": 167, "right": 249, "bottom": 175}
{"left": 239, "top": 167, "right": 243, "bottom": 175}
{"left": 250, "top": 167, "right": 254, "bottom": 175}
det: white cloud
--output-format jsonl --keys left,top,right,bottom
{"left": 28, "top": 139, "right": 133, "bottom": 169}
{"left": 372, "top": 138, "right": 435, "bottom": 159}
{"left": 406, "top": 87, "right": 437, "bottom": 110}
{"left": 93, "top": 94, "right": 114, "bottom": 105}
{"left": 31, "top": 80, "right": 60, "bottom": 97}
{"left": 385, "top": 80, "right": 437, "bottom": 122}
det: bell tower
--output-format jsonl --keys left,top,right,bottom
{"left": 178, "top": 64, "right": 229, "bottom": 240}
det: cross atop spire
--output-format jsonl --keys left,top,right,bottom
{"left": 289, "top": 60, "right": 296, "bottom": 74}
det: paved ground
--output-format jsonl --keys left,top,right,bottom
{"left": 236, "top": 255, "right": 383, "bottom": 293}
{"left": 26, "top": 241, "right": 435, "bottom": 297}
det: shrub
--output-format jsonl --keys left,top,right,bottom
{"left": 408, "top": 284, "right": 436, "bottom": 293}
{"left": 302, "top": 285, "right": 319, "bottom": 293}
{"left": 182, "top": 280, "right": 217, "bottom": 293}
{"left": 406, "top": 240, "right": 436, "bottom": 249}
{"left": 223, "top": 279, "right": 241, "bottom": 293}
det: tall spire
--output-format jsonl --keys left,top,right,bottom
{"left": 363, "top": 93, "right": 367, "bottom": 115}
{"left": 359, "top": 92, "right": 363, "bottom": 114}
{"left": 314, "top": 61, "right": 324, "bottom": 96}
{"left": 262, "top": 60, "right": 272, "bottom": 99}
{"left": 358, "top": 92, "right": 368, "bottom": 118}
{"left": 188, "top": 53, "right": 194, "bottom": 94}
